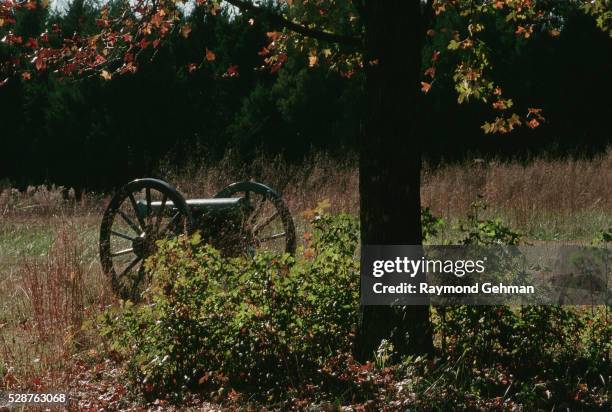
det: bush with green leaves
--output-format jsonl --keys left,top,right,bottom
{"left": 101, "top": 206, "right": 609, "bottom": 408}
{"left": 102, "top": 213, "right": 360, "bottom": 400}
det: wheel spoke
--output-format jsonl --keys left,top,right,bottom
{"left": 154, "top": 193, "right": 168, "bottom": 234}
{"left": 145, "top": 188, "right": 152, "bottom": 225}
{"left": 129, "top": 193, "right": 146, "bottom": 230}
{"left": 259, "top": 232, "right": 286, "bottom": 243}
{"left": 111, "top": 230, "right": 134, "bottom": 241}
{"left": 119, "top": 256, "right": 142, "bottom": 278}
{"left": 112, "top": 248, "right": 134, "bottom": 257}
{"left": 119, "top": 210, "right": 142, "bottom": 235}
{"left": 250, "top": 194, "right": 267, "bottom": 225}
{"left": 254, "top": 210, "right": 279, "bottom": 234}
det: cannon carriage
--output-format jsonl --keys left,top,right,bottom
{"left": 99, "top": 178, "right": 296, "bottom": 299}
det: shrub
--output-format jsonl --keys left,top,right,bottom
{"left": 102, "top": 213, "right": 360, "bottom": 400}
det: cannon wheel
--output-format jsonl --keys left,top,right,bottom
{"left": 100, "top": 178, "right": 194, "bottom": 300}
{"left": 215, "top": 181, "right": 296, "bottom": 255}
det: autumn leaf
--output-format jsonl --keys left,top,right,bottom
{"left": 527, "top": 118, "right": 540, "bottom": 129}
{"left": 266, "top": 31, "right": 281, "bottom": 41}
{"left": 224, "top": 64, "right": 239, "bottom": 78}
{"left": 205, "top": 48, "right": 216, "bottom": 61}
{"left": 527, "top": 107, "right": 542, "bottom": 116}
{"left": 25, "top": 37, "right": 38, "bottom": 48}
{"left": 308, "top": 55, "right": 318, "bottom": 67}
{"left": 21, "top": 71, "right": 31, "bottom": 80}
{"left": 100, "top": 70, "right": 112, "bottom": 80}
{"left": 248, "top": 18, "right": 255, "bottom": 26}
{"left": 421, "top": 82, "right": 432, "bottom": 93}
{"left": 424, "top": 67, "right": 436, "bottom": 78}
{"left": 181, "top": 24, "right": 192, "bottom": 39}
{"left": 187, "top": 63, "right": 198, "bottom": 73}
{"left": 198, "top": 373, "right": 209, "bottom": 385}
{"left": 0, "top": 78, "right": 8, "bottom": 88}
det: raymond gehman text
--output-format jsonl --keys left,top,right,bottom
{"left": 372, "top": 282, "right": 535, "bottom": 295}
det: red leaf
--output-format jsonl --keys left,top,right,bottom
{"left": 224, "top": 64, "right": 239, "bottom": 77}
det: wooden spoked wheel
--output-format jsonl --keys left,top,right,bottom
{"left": 215, "top": 181, "right": 296, "bottom": 256}
{"left": 99, "top": 179, "right": 194, "bottom": 300}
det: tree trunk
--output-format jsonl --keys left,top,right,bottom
{"left": 355, "top": 0, "right": 433, "bottom": 361}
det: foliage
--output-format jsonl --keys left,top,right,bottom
{"left": 433, "top": 208, "right": 610, "bottom": 410}
{"left": 421, "top": 206, "right": 445, "bottom": 241}
{"left": 102, "top": 213, "right": 360, "bottom": 400}
{"left": 457, "top": 196, "right": 521, "bottom": 245}
{"left": 100, "top": 208, "right": 610, "bottom": 408}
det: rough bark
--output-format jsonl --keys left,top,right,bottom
{"left": 355, "top": 0, "right": 433, "bottom": 361}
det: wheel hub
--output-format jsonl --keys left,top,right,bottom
{"left": 132, "top": 232, "right": 154, "bottom": 258}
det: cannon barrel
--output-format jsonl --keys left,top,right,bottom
{"left": 136, "top": 197, "right": 246, "bottom": 218}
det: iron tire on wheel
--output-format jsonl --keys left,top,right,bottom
{"left": 99, "top": 178, "right": 194, "bottom": 300}
{"left": 215, "top": 181, "right": 296, "bottom": 256}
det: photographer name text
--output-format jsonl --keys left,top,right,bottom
{"left": 372, "top": 282, "right": 535, "bottom": 295}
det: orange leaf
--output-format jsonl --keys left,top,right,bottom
{"left": 527, "top": 118, "right": 540, "bottom": 129}
{"left": 266, "top": 31, "right": 281, "bottom": 41}
{"left": 421, "top": 82, "right": 431, "bottom": 93}
{"left": 100, "top": 70, "right": 112, "bottom": 80}
{"left": 205, "top": 48, "right": 216, "bottom": 61}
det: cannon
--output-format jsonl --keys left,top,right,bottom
{"left": 99, "top": 178, "right": 296, "bottom": 299}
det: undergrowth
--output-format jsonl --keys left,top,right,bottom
{"left": 99, "top": 205, "right": 610, "bottom": 410}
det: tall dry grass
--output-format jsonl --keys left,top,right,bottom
{"left": 0, "top": 222, "right": 110, "bottom": 389}
{"left": 1, "top": 148, "right": 610, "bottom": 237}
{"left": 422, "top": 153, "right": 611, "bottom": 221}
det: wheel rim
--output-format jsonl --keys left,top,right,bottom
{"left": 215, "top": 181, "right": 296, "bottom": 256}
{"left": 100, "top": 179, "right": 193, "bottom": 300}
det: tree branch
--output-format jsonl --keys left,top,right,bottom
{"left": 224, "top": 0, "right": 362, "bottom": 48}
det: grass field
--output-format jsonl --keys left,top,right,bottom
{"left": 0, "top": 150, "right": 610, "bottom": 407}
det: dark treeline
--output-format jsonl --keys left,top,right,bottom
{"left": 0, "top": 1, "right": 610, "bottom": 192}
